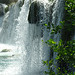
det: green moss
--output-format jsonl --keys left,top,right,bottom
{"left": 1, "top": 49, "right": 11, "bottom": 52}
{"left": 5, "top": 6, "right": 9, "bottom": 13}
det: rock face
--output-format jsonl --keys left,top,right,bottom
{"left": 0, "top": 4, "right": 4, "bottom": 16}
{"left": 0, "top": 0, "right": 18, "bottom": 4}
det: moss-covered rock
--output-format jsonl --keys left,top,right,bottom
{"left": 1, "top": 49, "right": 12, "bottom": 52}
{"left": 5, "top": 6, "right": 9, "bottom": 13}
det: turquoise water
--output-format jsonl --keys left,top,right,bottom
{"left": 0, "top": 53, "right": 22, "bottom": 75}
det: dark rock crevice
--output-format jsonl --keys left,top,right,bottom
{"left": 28, "top": 1, "right": 40, "bottom": 24}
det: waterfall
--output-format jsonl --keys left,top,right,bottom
{"left": 0, "top": 0, "right": 65, "bottom": 75}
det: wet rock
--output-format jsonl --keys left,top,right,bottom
{"left": 28, "top": 1, "right": 40, "bottom": 24}
{"left": 0, "top": 4, "right": 4, "bottom": 16}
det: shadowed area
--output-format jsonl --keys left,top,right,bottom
{"left": 0, "top": 0, "right": 18, "bottom": 4}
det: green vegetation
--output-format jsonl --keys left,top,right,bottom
{"left": 44, "top": 22, "right": 63, "bottom": 34}
{"left": 62, "top": 0, "right": 75, "bottom": 42}
{"left": 42, "top": 0, "right": 75, "bottom": 74}
{"left": 43, "top": 39, "right": 75, "bottom": 75}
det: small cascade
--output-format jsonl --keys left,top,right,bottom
{"left": 0, "top": 1, "right": 21, "bottom": 44}
{"left": 0, "top": 3, "right": 6, "bottom": 31}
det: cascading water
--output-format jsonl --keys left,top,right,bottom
{"left": 0, "top": 0, "right": 65, "bottom": 75}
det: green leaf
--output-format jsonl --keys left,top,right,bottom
{"left": 41, "top": 40, "right": 44, "bottom": 42}
{"left": 55, "top": 56, "right": 60, "bottom": 60}
{"left": 52, "top": 41, "right": 56, "bottom": 44}
{"left": 44, "top": 24, "right": 47, "bottom": 26}
{"left": 51, "top": 30, "right": 55, "bottom": 34}
{"left": 49, "top": 59, "right": 53, "bottom": 64}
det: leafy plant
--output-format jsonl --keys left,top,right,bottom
{"left": 43, "top": 39, "right": 75, "bottom": 74}
{"left": 44, "top": 22, "right": 63, "bottom": 34}
{"left": 42, "top": 0, "right": 75, "bottom": 74}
